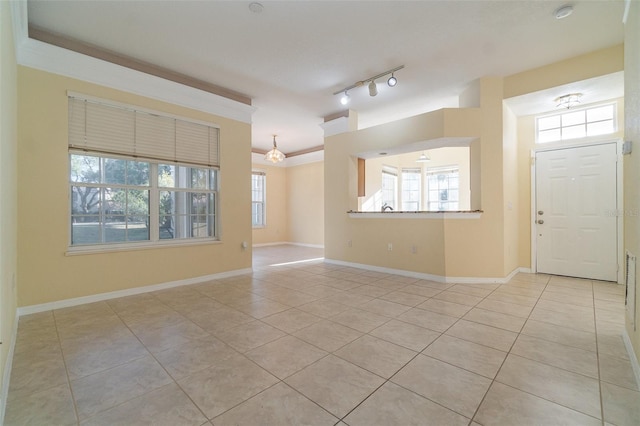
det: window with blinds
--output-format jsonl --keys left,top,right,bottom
{"left": 68, "top": 96, "right": 220, "bottom": 167}
{"left": 67, "top": 95, "right": 220, "bottom": 250}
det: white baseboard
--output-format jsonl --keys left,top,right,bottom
{"left": 17, "top": 267, "right": 252, "bottom": 317}
{"left": 324, "top": 259, "right": 522, "bottom": 284}
{"left": 518, "top": 267, "right": 533, "bottom": 274}
{"left": 622, "top": 328, "right": 640, "bottom": 391}
{"left": 0, "top": 310, "right": 19, "bottom": 425}
{"left": 253, "top": 242, "right": 324, "bottom": 249}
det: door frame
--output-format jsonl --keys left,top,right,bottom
{"left": 530, "top": 139, "right": 623, "bottom": 283}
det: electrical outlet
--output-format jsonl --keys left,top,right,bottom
{"left": 411, "top": 245, "right": 417, "bottom": 254}
{"left": 347, "top": 240, "right": 352, "bottom": 247}
{"left": 388, "top": 243, "right": 393, "bottom": 251}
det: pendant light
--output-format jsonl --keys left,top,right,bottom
{"left": 416, "top": 151, "right": 431, "bottom": 162}
{"left": 265, "top": 135, "right": 285, "bottom": 163}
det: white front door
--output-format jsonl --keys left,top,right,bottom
{"left": 535, "top": 143, "right": 618, "bottom": 281}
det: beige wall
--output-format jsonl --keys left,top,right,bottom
{"left": 624, "top": 1, "right": 640, "bottom": 374}
{"left": 503, "top": 104, "right": 519, "bottom": 275}
{"left": 325, "top": 100, "right": 511, "bottom": 279}
{"left": 516, "top": 98, "right": 625, "bottom": 270}
{"left": 504, "top": 45, "right": 624, "bottom": 99}
{"left": 17, "top": 67, "right": 252, "bottom": 307}
{"left": 360, "top": 148, "right": 471, "bottom": 212}
{"left": 251, "top": 164, "right": 288, "bottom": 245}
{"left": 287, "top": 161, "right": 324, "bottom": 246}
{"left": 0, "top": 0, "right": 18, "bottom": 415}
{"left": 251, "top": 160, "right": 324, "bottom": 247}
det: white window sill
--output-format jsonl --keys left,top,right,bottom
{"left": 66, "top": 238, "right": 222, "bottom": 256}
{"left": 347, "top": 210, "right": 483, "bottom": 219}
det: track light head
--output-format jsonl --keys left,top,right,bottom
{"left": 368, "top": 80, "right": 378, "bottom": 97}
{"left": 387, "top": 73, "right": 397, "bottom": 87}
{"left": 340, "top": 91, "right": 350, "bottom": 105}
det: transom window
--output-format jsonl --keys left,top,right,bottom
{"left": 252, "top": 171, "right": 266, "bottom": 227}
{"left": 536, "top": 104, "right": 616, "bottom": 143}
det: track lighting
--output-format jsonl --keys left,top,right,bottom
{"left": 340, "top": 91, "right": 350, "bottom": 105}
{"left": 333, "top": 65, "right": 404, "bottom": 104}
{"left": 264, "top": 135, "right": 285, "bottom": 163}
{"left": 368, "top": 80, "right": 378, "bottom": 97}
{"left": 387, "top": 73, "right": 397, "bottom": 87}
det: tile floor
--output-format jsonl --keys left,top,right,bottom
{"left": 4, "top": 245, "right": 640, "bottom": 425}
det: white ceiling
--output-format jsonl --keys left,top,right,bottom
{"left": 27, "top": 0, "right": 626, "bottom": 154}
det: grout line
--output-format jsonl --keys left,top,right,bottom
{"left": 468, "top": 273, "right": 551, "bottom": 423}
{"left": 592, "top": 279, "right": 607, "bottom": 426}
{"left": 51, "top": 309, "right": 82, "bottom": 426}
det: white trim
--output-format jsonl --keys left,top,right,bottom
{"left": 251, "top": 151, "right": 324, "bottom": 168}
{"left": 348, "top": 212, "right": 482, "bottom": 220}
{"left": 16, "top": 268, "right": 252, "bottom": 316}
{"left": 325, "top": 258, "right": 521, "bottom": 284}
{"left": 253, "top": 242, "right": 324, "bottom": 249}
{"left": 286, "top": 242, "right": 324, "bottom": 249}
{"left": 11, "top": 15, "right": 255, "bottom": 124}
{"left": 319, "top": 116, "right": 350, "bottom": 137}
{"left": 622, "top": 328, "right": 640, "bottom": 391}
{"left": 0, "top": 311, "right": 19, "bottom": 425}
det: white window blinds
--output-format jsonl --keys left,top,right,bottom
{"left": 68, "top": 96, "right": 220, "bottom": 167}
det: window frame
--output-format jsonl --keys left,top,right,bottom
{"left": 381, "top": 166, "right": 398, "bottom": 210}
{"left": 401, "top": 167, "right": 422, "bottom": 211}
{"left": 426, "top": 165, "right": 460, "bottom": 211}
{"left": 251, "top": 170, "right": 267, "bottom": 228}
{"left": 535, "top": 103, "right": 617, "bottom": 144}
{"left": 68, "top": 150, "right": 220, "bottom": 253}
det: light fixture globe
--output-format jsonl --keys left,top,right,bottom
{"left": 368, "top": 80, "right": 378, "bottom": 97}
{"left": 340, "top": 91, "right": 350, "bottom": 105}
{"left": 387, "top": 73, "right": 397, "bottom": 87}
{"left": 265, "top": 135, "right": 285, "bottom": 163}
{"left": 416, "top": 152, "right": 431, "bottom": 163}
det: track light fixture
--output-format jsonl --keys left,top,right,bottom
{"left": 340, "top": 91, "right": 350, "bottom": 105}
{"left": 368, "top": 80, "right": 378, "bottom": 97}
{"left": 333, "top": 65, "right": 404, "bottom": 104}
{"left": 387, "top": 73, "right": 397, "bottom": 87}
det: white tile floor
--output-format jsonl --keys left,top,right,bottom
{"left": 5, "top": 244, "right": 640, "bottom": 425}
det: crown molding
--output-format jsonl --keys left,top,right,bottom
{"left": 251, "top": 150, "right": 324, "bottom": 168}
{"left": 10, "top": 1, "right": 255, "bottom": 124}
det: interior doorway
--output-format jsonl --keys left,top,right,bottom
{"left": 534, "top": 142, "right": 619, "bottom": 282}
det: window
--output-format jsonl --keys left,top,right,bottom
{"left": 68, "top": 94, "right": 220, "bottom": 248}
{"left": 70, "top": 153, "right": 218, "bottom": 245}
{"left": 427, "top": 166, "right": 459, "bottom": 211}
{"left": 252, "top": 171, "right": 266, "bottom": 227}
{"left": 401, "top": 168, "right": 421, "bottom": 210}
{"left": 381, "top": 166, "right": 398, "bottom": 209}
{"left": 537, "top": 104, "right": 616, "bottom": 143}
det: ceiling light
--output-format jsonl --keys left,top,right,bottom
{"left": 333, "top": 65, "right": 404, "bottom": 104}
{"left": 555, "top": 93, "right": 582, "bottom": 109}
{"left": 416, "top": 152, "right": 431, "bottom": 162}
{"left": 368, "top": 80, "right": 378, "bottom": 97}
{"left": 265, "top": 135, "right": 285, "bottom": 163}
{"left": 340, "top": 91, "right": 350, "bottom": 105}
{"left": 554, "top": 4, "right": 573, "bottom": 19}
{"left": 249, "top": 2, "right": 264, "bottom": 13}
{"left": 387, "top": 73, "right": 397, "bottom": 87}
